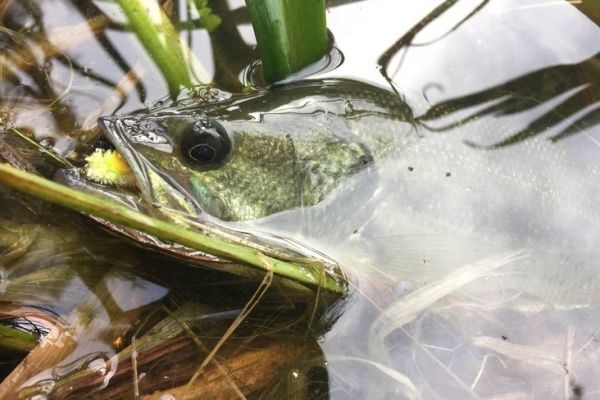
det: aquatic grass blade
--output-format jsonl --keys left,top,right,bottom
{"left": 0, "top": 164, "right": 346, "bottom": 295}
{"left": 245, "top": 0, "right": 328, "bottom": 82}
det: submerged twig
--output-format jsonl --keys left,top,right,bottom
{"left": 0, "top": 137, "right": 38, "bottom": 173}
{"left": 169, "top": 305, "right": 246, "bottom": 399}
{"left": 188, "top": 258, "right": 273, "bottom": 384}
{"left": 0, "top": 0, "right": 13, "bottom": 21}
{"left": 131, "top": 335, "right": 139, "bottom": 399}
{"left": 7, "top": 127, "right": 73, "bottom": 168}
{"left": 141, "top": 339, "right": 321, "bottom": 400}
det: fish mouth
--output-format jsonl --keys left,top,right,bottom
{"left": 97, "top": 116, "right": 202, "bottom": 217}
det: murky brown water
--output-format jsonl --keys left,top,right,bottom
{"left": 1, "top": 1, "right": 599, "bottom": 399}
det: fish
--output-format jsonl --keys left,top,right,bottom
{"left": 91, "top": 76, "right": 600, "bottom": 305}
{"left": 87, "top": 77, "right": 600, "bottom": 398}
{"left": 96, "top": 79, "right": 416, "bottom": 222}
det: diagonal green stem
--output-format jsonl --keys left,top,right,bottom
{"left": 0, "top": 164, "right": 346, "bottom": 294}
{"left": 116, "top": 0, "right": 211, "bottom": 94}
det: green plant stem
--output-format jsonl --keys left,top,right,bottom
{"left": 0, "top": 164, "right": 346, "bottom": 294}
{"left": 0, "top": 325, "right": 38, "bottom": 353}
{"left": 245, "top": 0, "right": 328, "bottom": 82}
{"left": 116, "top": 0, "right": 211, "bottom": 94}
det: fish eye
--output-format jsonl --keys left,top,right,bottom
{"left": 180, "top": 118, "right": 231, "bottom": 167}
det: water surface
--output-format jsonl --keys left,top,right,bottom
{"left": 0, "top": 0, "right": 599, "bottom": 399}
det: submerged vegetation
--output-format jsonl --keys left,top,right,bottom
{"left": 0, "top": 172, "right": 334, "bottom": 398}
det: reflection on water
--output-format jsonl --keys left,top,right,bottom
{"left": 374, "top": 0, "right": 599, "bottom": 147}
{"left": 416, "top": 53, "right": 599, "bottom": 147}
{"left": 0, "top": 0, "right": 600, "bottom": 399}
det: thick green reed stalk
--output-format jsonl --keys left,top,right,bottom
{"left": 245, "top": 0, "right": 328, "bottom": 82}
